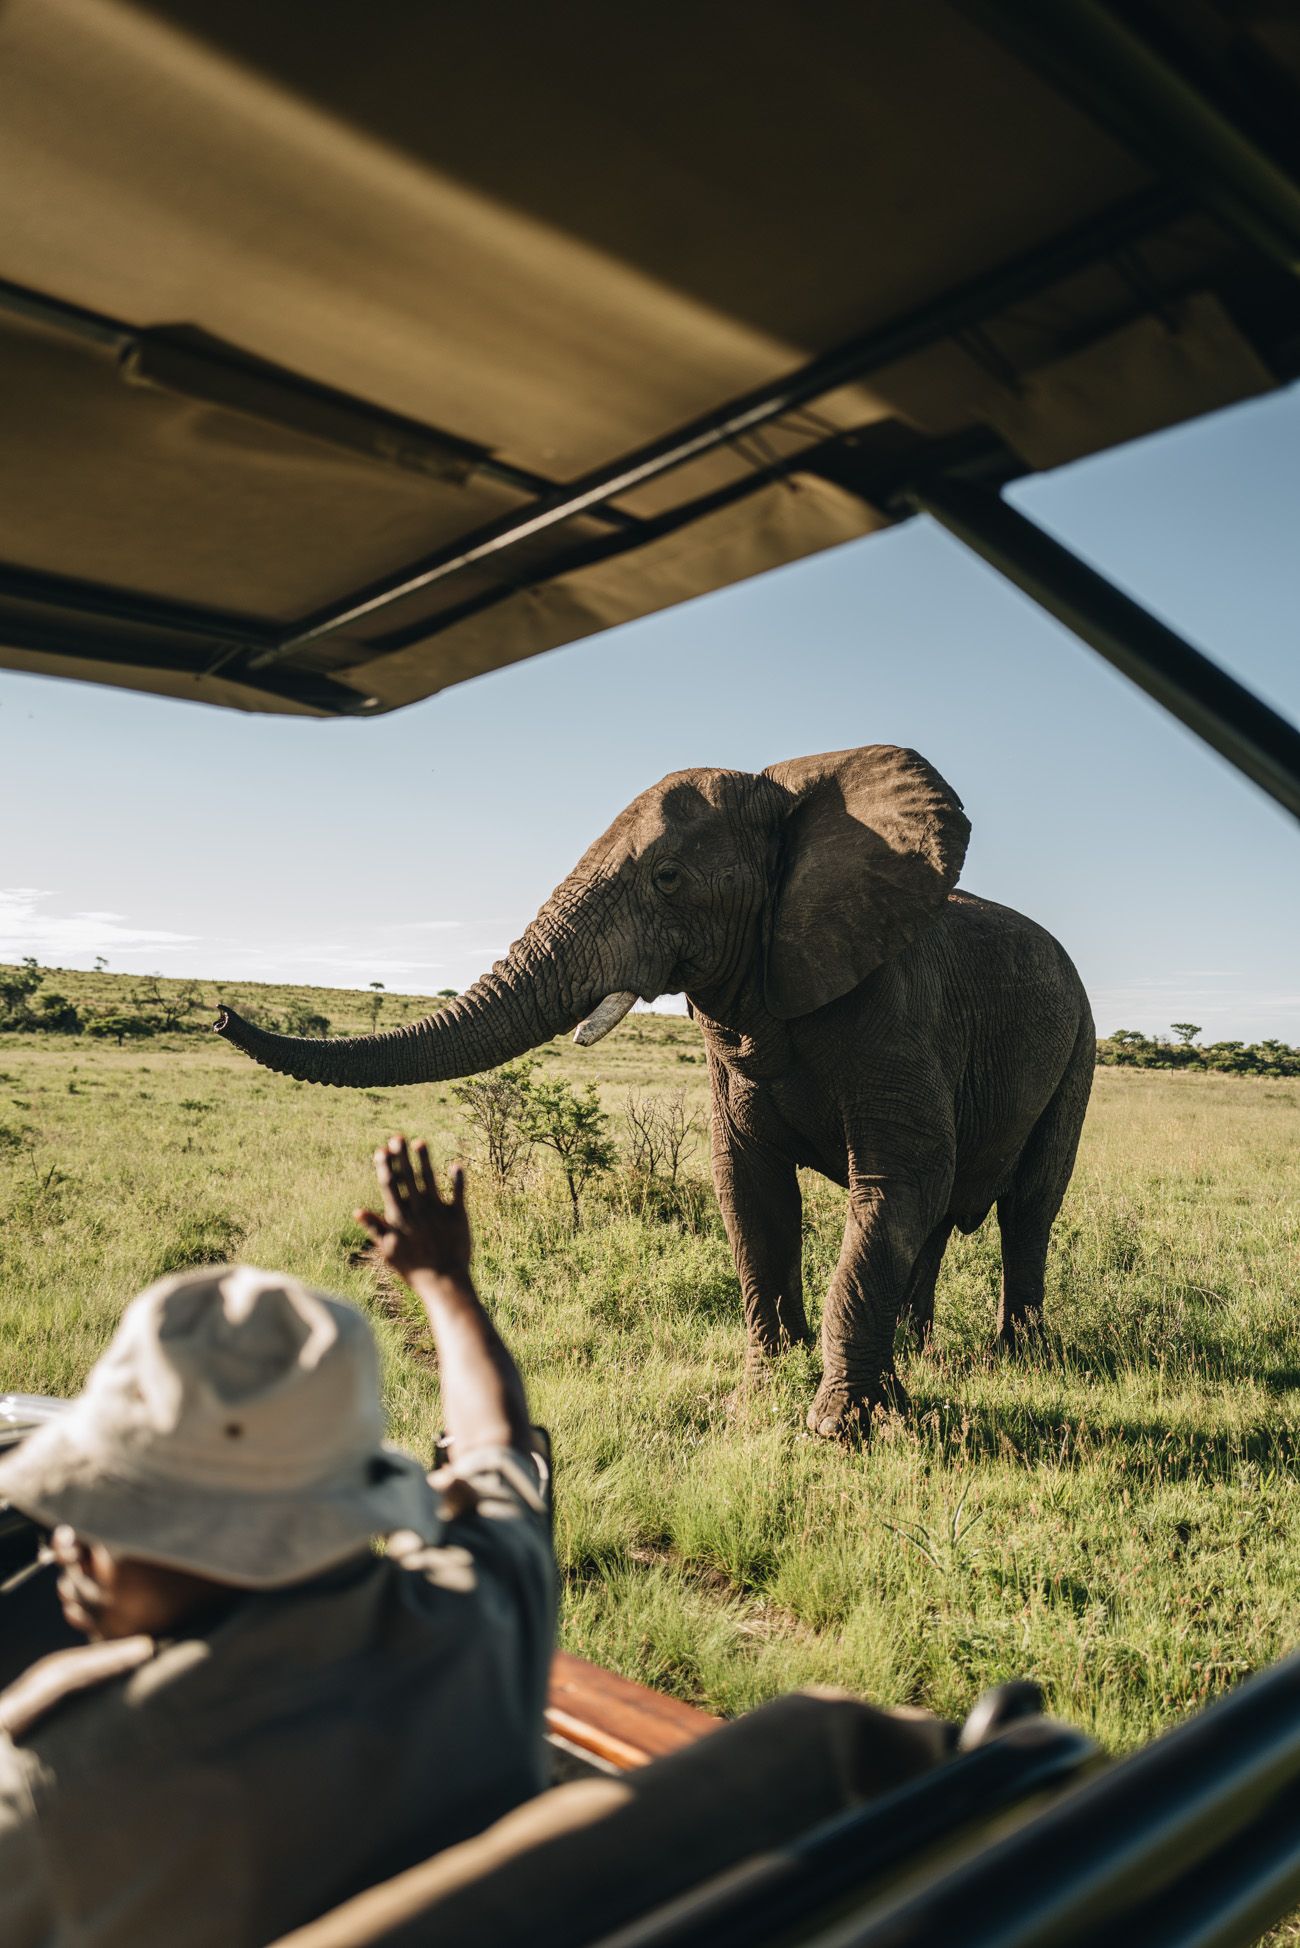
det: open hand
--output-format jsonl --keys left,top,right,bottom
{"left": 356, "top": 1135, "right": 473, "bottom": 1284}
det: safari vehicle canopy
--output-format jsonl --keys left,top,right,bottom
{"left": 1, "top": 0, "right": 1298, "bottom": 822}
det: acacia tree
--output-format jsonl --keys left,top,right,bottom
{"left": 87, "top": 1013, "right": 154, "bottom": 1046}
{"left": 131, "top": 974, "right": 205, "bottom": 1032}
{"left": 452, "top": 1058, "right": 538, "bottom": 1190}
{"left": 1171, "top": 1023, "right": 1202, "bottom": 1047}
{"left": 0, "top": 958, "right": 43, "bottom": 1021}
{"left": 524, "top": 1076, "right": 616, "bottom": 1229}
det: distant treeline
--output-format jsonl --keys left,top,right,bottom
{"left": 3, "top": 961, "right": 1296, "bottom": 1077}
{"left": 1096, "top": 1024, "right": 1300, "bottom": 1077}
{"left": 0, "top": 958, "right": 456, "bottom": 1045}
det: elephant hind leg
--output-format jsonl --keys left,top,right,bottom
{"left": 995, "top": 1193, "right": 1053, "bottom": 1347}
{"left": 900, "top": 1220, "right": 954, "bottom": 1350}
{"left": 997, "top": 1018, "right": 1094, "bottom": 1347}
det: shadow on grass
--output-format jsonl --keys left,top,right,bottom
{"left": 905, "top": 1391, "right": 1300, "bottom": 1480}
{"left": 916, "top": 1319, "right": 1290, "bottom": 1389}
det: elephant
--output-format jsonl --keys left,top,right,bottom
{"left": 216, "top": 745, "right": 1094, "bottom": 1439}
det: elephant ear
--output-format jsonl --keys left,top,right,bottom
{"left": 762, "top": 746, "right": 969, "bottom": 1019}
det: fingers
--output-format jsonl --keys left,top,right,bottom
{"left": 413, "top": 1138, "right": 437, "bottom": 1200}
{"left": 50, "top": 1525, "right": 82, "bottom": 1569}
{"left": 371, "top": 1134, "right": 454, "bottom": 1224}
{"left": 386, "top": 1134, "right": 419, "bottom": 1203}
{"left": 373, "top": 1148, "right": 404, "bottom": 1227}
{"left": 415, "top": 1129, "right": 444, "bottom": 1199}
{"left": 354, "top": 1208, "right": 384, "bottom": 1239}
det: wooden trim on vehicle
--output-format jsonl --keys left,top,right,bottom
{"left": 546, "top": 1652, "right": 721, "bottom": 1771}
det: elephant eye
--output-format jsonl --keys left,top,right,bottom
{"left": 652, "top": 860, "right": 683, "bottom": 895}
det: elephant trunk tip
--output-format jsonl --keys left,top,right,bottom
{"left": 213, "top": 1006, "right": 251, "bottom": 1050}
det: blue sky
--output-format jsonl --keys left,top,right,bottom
{"left": 2, "top": 383, "right": 1297, "bottom": 1042}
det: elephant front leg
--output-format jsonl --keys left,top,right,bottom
{"left": 712, "top": 1131, "right": 809, "bottom": 1365}
{"left": 810, "top": 1184, "right": 935, "bottom": 1440}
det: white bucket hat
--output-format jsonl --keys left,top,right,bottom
{"left": 0, "top": 1266, "right": 440, "bottom": 1587}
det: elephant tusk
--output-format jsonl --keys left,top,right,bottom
{"left": 572, "top": 991, "right": 639, "bottom": 1047}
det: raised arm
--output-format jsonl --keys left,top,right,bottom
{"left": 356, "top": 1136, "right": 533, "bottom": 1459}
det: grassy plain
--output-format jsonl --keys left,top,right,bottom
{"left": 2, "top": 968, "right": 1298, "bottom": 1760}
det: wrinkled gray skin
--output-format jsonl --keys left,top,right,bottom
{"left": 217, "top": 747, "right": 1093, "bottom": 1439}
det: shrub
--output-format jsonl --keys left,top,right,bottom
{"left": 523, "top": 1075, "right": 616, "bottom": 1229}
{"left": 1095, "top": 1026, "right": 1300, "bottom": 1077}
{"left": 283, "top": 1004, "right": 331, "bottom": 1038}
{"left": 87, "top": 1014, "right": 156, "bottom": 1046}
{"left": 129, "top": 975, "right": 206, "bottom": 1033}
{"left": 624, "top": 1088, "right": 703, "bottom": 1186}
{"left": 0, "top": 957, "right": 43, "bottom": 1021}
{"left": 452, "top": 1059, "right": 538, "bottom": 1189}
{"left": 35, "top": 993, "right": 81, "bottom": 1033}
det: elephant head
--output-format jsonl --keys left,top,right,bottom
{"left": 215, "top": 746, "right": 969, "bottom": 1085}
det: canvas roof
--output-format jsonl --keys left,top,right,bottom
{"left": 1, "top": 0, "right": 1298, "bottom": 718}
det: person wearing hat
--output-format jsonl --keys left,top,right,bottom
{"left": 0, "top": 1136, "right": 554, "bottom": 1948}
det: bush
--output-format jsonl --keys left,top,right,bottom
{"left": 283, "top": 1004, "right": 331, "bottom": 1038}
{"left": 452, "top": 1059, "right": 538, "bottom": 1189}
{"left": 35, "top": 993, "right": 81, "bottom": 1033}
{"left": 452, "top": 1060, "right": 617, "bottom": 1225}
{"left": 0, "top": 958, "right": 43, "bottom": 1021}
{"left": 1095, "top": 1026, "right": 1300, "bottom": 1077}
{"left": 624, "top": 1088, "right": 702, "bottom": 1185}
{"left": 129, "top": 976, "right": 206, "bottom": 1034}
{"left": 523, "top": 1076, "right": 616, "bottom": 1230}
{"left": 87, "top": 1014, "right": 156, "bottom": 1046}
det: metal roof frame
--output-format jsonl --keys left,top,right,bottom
{"left": 2, "top": 0, "right": 1298, "bottom": 826}
{"left": 911, "top": 478, "right": 1300, "bottom": 823}
{"left": 254, "top": 186, "right": 1187, "bottom": 667}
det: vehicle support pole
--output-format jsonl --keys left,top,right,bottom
{"left": 907, "top": 477, "right": 1300, "bottom": 825}
{"left": 955, "top": 0, "right": 1300, "bottom": 278}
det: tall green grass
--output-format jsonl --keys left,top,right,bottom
{"left": 2, "top": 1002, "right": 1297, "bottom": 1760}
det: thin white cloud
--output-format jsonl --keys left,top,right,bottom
{"left": 0, "top": 889, "right": 195, "bottom": 961}
{"left": 1089, "top": 972, "right": 1300, "bottom": 1040}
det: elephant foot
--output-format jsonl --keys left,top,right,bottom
{"left": 807, "top": 1372, "right": 911, "bottom": 1443}
{"left": 901, "top": 1312, "right": 934, "bottom": 1354}
{"left": 727, "top": 1352, "right": 780, "bottom": 1417}
{"left": 746, "top": 1322, "right": 813, "bottom": 1362}
{"left": 807, "top": 1388, "right": 871, "bottom": 1443}
{"left": 996, "top": 1310, "right": 1045, "bottom": 1356}
{"left": 774, "top": 1310, "right": 815, "bottom": 1353}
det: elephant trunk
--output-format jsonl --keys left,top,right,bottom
{"left": 214, "top": 878, "right": 630, "bottom": 1087}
